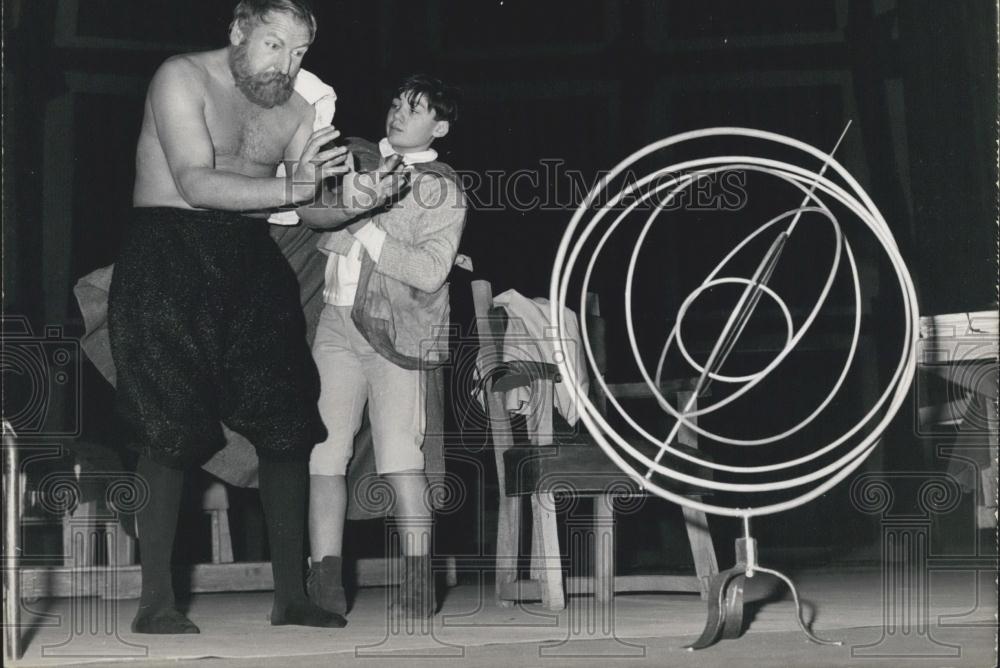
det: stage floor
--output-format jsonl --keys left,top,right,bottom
{"left": 8, "top": 567, "right": 997, "bottom": 667}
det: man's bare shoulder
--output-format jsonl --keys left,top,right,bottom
{"left": 287, "top": 90, "right": 315, "bottom": 125}
{"left": 149, "top": 50, "right": 227, "bottom": 97}
{"left": 149, "top": 53, "right": 209, "bottom": 95}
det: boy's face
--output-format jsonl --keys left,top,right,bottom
{"left": 385, "top": 92, "right": 449, "bottom": 153}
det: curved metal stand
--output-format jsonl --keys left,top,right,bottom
{"left": 687, "top": 521, "right": 842, "bottom": 651}
{"left": 686, "top": 541, "right": 748, "bottom": 650}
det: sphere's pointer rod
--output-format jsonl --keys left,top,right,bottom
{"left": 646, "top": 122, "right": 853, "bottom": 479}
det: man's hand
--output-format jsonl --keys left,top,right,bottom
{"left": 290, "top": 126, "right": 351, "bottom": 202}
{"left": 340, "top": 154, "right": 408, "bottom": 216}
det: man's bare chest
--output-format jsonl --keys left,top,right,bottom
{"left": 205, "top": 95, "right": 299, "bottom": 168}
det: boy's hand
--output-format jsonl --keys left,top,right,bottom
{"left": 377, "top": 153, "right": 404, "bottom": 180}
{"left": 341, "top": 154, "right": 408, "bottom": 214}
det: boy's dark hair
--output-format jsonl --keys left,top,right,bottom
{"left": 231, "top": 0, "right": 317, "bottom": 41}
{"left": 397, "top": 74, "right": 461, "bottom": 124}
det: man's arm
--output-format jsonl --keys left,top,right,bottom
{"left": 296, "top": 182, "right": 359, "bottom": 229}
{"left": 149, "top": 57, "right": 343, "bottom": 211}
{"left": 297, "top": 155, "right": 407, "bottom": 229}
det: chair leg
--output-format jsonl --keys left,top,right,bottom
{"left": 978, "top": 397, "right": 998, "bottom": 529}
{"left": 216, "top": 509, "right": 234, "bottom": 564}
{"left": 202, "top": 481, "right": 234, "bottom": 565}
{"left": 531, "top": 492, "right": 564, "bottom": 611}
{"left": 63, "top": 500, "right": 98, "bottom": 567}
{"left": 207, "top": 509, "right": 235, "bottom": 564}
{"left": 209, "top": 510, "right": 222, "bottom": 564}
{"left": 105, "top": 520, "right": 135, "bottom": 567}
{"left": 120, "top": 529, "right": 136, "bottom": 566}
{"left": 530, "top": 500, "right": 543, "bottom": 582}
{"left": 62, "top": 511, "right": 74, "bottom": 567}
{"left": 593, "top": 495, "right": 615, "bottom": 604}
{"left": 681, "top": 503, "right": 719, "bottom": 599}
{"left": 495, "top": 494, "right": 520, "bottom": 606}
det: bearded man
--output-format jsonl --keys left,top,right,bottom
{"left": 108, "top": 0, "right": 393, "bottom": 634}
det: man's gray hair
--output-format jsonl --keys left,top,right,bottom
{"left": 231, "top": 0, "right": 317, "bottom": 41}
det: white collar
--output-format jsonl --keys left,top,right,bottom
{"left": 379, "top": 137, "right": 437, "bottom": 166}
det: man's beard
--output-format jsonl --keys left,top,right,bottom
{"left": 228, "top": 42, "right": 295, "bottom": 109}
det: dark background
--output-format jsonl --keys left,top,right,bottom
{"left": 3, "top": 1, "right": 996, "bottom": 568}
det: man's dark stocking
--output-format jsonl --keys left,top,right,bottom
{"left": 131, "top": 456, "right": 199, "bottom": 634}
{"left": 258, "top": 457, "right": 347, "bottom": 628}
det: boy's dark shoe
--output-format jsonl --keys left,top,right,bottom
{"left": 307, "top": 555, "right": 347, "bottom": 616}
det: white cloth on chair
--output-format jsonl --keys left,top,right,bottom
{"left": 492, "top": 289, "right": 589, "bottom": 426}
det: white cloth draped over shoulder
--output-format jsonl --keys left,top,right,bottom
{"left": 269, "top": 68, "right": 337, "bottom": 226}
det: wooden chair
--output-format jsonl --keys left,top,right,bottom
{"left": 21, "top": 444, "right": 234, "bottom": 570}
{"left": 917, "top": 311, "right": 998, "bottom": 530}
{"left": 64, "top": 477, "right": 234, "bottom": 568}
{"left": 471, "top": 280, "right": 718, "bottom": 610}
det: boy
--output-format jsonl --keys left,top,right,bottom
{"left": 298, "top": 74, "right": 465, "bottom": 619}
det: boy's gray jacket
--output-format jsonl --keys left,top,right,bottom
{"left": 317, "top": 138, "right": 467, "bottom": 369}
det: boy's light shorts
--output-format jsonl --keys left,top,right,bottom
{"left": 309, "top": 305, "right": 426, "bottom": 476}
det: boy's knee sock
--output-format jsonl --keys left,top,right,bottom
{"left": 397, "top": 555, "right": 436, "bottom": 618}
